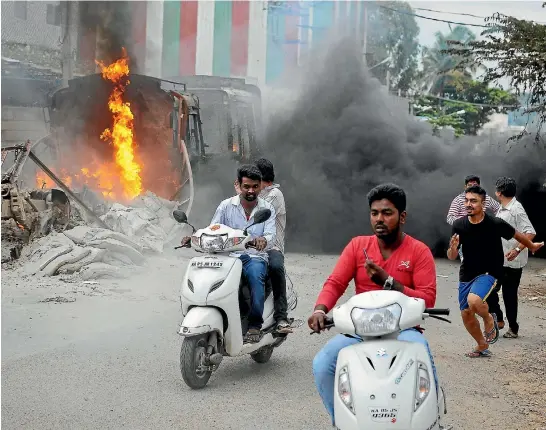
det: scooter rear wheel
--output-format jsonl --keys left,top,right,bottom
{"left": 180, "top": 334, "right": 212, "bottom": 389}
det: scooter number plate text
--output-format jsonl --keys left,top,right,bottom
{"left": 191, "top": 260, "right": 223, "bottom": 269}
{"left": 369, "top": 407, "right": 399, "bottom": 423}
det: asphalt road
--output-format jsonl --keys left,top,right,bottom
{"left": 2, "top": 253, "right": 545, "bottom": 429}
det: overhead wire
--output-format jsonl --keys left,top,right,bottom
{"left": 412, "top": 7, "right": 487, "bottom": 20}
{"left": 412, "top": 6, "right": 546, "bottom": 25}
{"left": 412, "top": 93, "right": 521, "bottom": 109}
{"left": 378, "top": 4, "right": 489, "bottom": 28}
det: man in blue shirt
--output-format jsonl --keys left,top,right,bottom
{"left": 185, "top": 165, "right": 276, "bottom": 344}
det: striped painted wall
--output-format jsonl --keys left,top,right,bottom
{"left": 101, "top": 1, "right": 368, "bottom": 88}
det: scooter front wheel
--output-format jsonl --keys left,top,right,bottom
{"left": 180, "top": 334, "right": 212, "bottom": 389}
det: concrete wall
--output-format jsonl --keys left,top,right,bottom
{"left": 1, "top": 1, "right": 79, "bottom": 70}
{"left": 1, "top": 107, "right": 49, "bottom": 146}
{"left": 2, "top": 1, "right": 62, "bottom": 50}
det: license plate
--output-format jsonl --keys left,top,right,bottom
{"left": 369, "top": 407, "right": 399, "bottom": 423}
{"left": 190, "top": 260, "right": 223, "bottom": 268}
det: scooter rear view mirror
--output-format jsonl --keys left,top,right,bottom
{"left": 173, "top": 210, "right": 188, "bottom": 224}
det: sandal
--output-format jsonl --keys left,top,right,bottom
{"left": 465, "top": 349, "right": 492, "bottom": 358}
{"left": 244, "top": 328, "right": 262, "bottom": 344}
{"left": 484, "top": 313, "right": 500, "bottom": 345}
{"left": 276, "top": 319, "right": 293, "bottom": 334}
{"left": 503, "top": 329, "right": 519, "bottom": 339}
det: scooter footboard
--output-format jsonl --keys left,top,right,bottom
{"left": 178, "top": 306, "right": 224, "bottom": 338}
{"left": 334, "top": 339, "right": 440, "bottom": 430}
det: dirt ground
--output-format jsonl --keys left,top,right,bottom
{"left": 1, "top": 254, "right": 545, "bottom": 429}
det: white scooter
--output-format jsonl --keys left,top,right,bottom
{"left": 173, "top": 209, "right": 299, "bottom": 389}
{"left": 315, "top": 290, "right": 450, "bottom": 430}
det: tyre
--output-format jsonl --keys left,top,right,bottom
{"left": 180, "top": 334, "right": 212, "bottom": 389}
{"left": 250, "top": 345, "right": 274, "bottom": 363}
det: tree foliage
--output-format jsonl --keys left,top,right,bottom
{"left": 413, "top": 74, "right": 518, "bottom": 136}
{"left": 446, "top": 6, "right": 546, "bottom": 142}
{"left": 366, "top": 1, "right": 420, "bottom": 92}
{"left": 420, "top": 26, "right": 481, "bottom": 95}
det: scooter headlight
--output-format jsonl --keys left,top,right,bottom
{"left": 350, "top": 304, "right": 402, "bottom": 336}
{"left": 414, "top": 362, "right": 430, "bottom": 411}
{"left": 200, "top": 234, "right": 228, "bottom": 251}
{"left": 224, "top": 236, "right": 245, "bottom": 249}
{"left": 338, "top": 366, "right": 355, "bottom": 414}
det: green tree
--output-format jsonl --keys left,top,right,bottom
{"left": 446, "top": 6, "right": 546, "bottom": 141}
{"left": 366, "top": 2, "right": 420, "bottom": 92}
{"left": 414, "top": 104, "right": 466, "bottom": 137}
{"left": 420, "top": 26, "right": 481, "bottom": 94}
{"left": 412, "top": 75, "right": 518, "bottom": 136}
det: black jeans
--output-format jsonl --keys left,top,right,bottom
{"left": 267, "top": 249, "right": 288, "bottom": 323}
{"left": 486, "top": 267, "right": 523, "bottom": 333}
{"left": 499, "top": 267, "right": 523, "bottom": 333}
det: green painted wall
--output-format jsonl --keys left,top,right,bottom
{"left": 212, "top": 1, "right": 232, "bottom": 77}
{"left": 162, "top": 1, "right": 181, "bottom": 77}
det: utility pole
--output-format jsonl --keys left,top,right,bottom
{"left": 362, "top": 1, "right": 368, "bottom": 66}
{"left": 61, "top": 1, "right": 74, "bottom": 87}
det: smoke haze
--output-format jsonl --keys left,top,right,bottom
{"left": 79, "top": 1, "right": 135, "bottom": 67}
{"left": 261, "top": 39, "right": 546, "bottom": 256}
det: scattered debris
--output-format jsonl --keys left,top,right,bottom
{"left": 39, "top": 296, "right": 76, "bottom": 304}
{"left": 100, "top": 191, "right": 186, "bottom": 253}
{"left": 2, "top": 142, "right": 188, "bottom": 279}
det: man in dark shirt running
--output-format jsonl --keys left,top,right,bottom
{"left": 447, "top": 185, "right": 543, "bottom": 357}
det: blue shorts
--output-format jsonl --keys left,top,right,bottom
{"left": 458, "top": 274, "right": 497, "bottom": 311}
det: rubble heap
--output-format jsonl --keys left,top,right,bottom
{"left": 6, "top": 191, "right": 187, "bottom": 280}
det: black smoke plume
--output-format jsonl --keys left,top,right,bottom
{"left": 262, "top": 39, "right": 546, "bottom": 257}
{"left": 79, "top": 1, "right": 136, "bottom": 67}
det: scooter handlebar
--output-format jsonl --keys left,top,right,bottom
{"left": 425, "top": 308, "right": 450, "bottom": 316}
{"left": 310, "top": 316, "right": 335, "bottom": 334}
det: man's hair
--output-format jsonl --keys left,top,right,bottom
{"left": 367, "top": 183, "right": 406, "bottom": 213}
{"left": 255, "top": 158, "right": 275, "bottom": 182}
{"left": 465, "top": 185, "right": 486, "bottom": 201}
{"left": 464, "top": 175, "right": 481, "bottom": 185}
{"left": 237, "top": 164, "right": 262, "bottom": 183}
{"left": 495, "top": 176, "right": 517, "bottom": 198}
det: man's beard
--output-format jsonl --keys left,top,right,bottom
{"left": 242, "top": 194, "right": 257, "bottom": 202}
{"left": 376, "top": 224, "right": 400, "bottom": 244}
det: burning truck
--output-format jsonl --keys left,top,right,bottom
{"left": 2, "top": 52, "right": 263, "bottom": 270}
{"left": 33, "top": 57, "right": 263, "bottom": 213}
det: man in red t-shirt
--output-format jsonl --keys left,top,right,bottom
{"left": 308, "top": 184, "right": 438, "bottom": 425}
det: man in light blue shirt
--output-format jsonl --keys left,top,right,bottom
{"left": 210, "top": 165, "right": 276, "bottom": 343}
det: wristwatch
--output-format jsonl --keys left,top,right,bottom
{"left": 383, "top": 276, "right": 394, "bottom": 290}
{"left": 515, "top": 246, "right": 522, "bottom": 253}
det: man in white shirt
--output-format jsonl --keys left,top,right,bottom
{"left": 255, "top": 158, "right": 292, "bottom": 334}
{"left": 491, "top": 177, "right": 536, "bottom": 338}
{"left": 185, "top": 165, "right": 276, "bottom": 344}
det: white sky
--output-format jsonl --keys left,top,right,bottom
{"left": 407, "top": 1, "right": 546, "bottom": 46}
{"left": 405, "top": 1, "right": 546, "bottom": 88}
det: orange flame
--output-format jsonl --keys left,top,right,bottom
{"left": 96, "top": 49, "right": 142, "bottom": 200}
{"left": 34, "top": 49, "right": 179, "bottom": 203}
